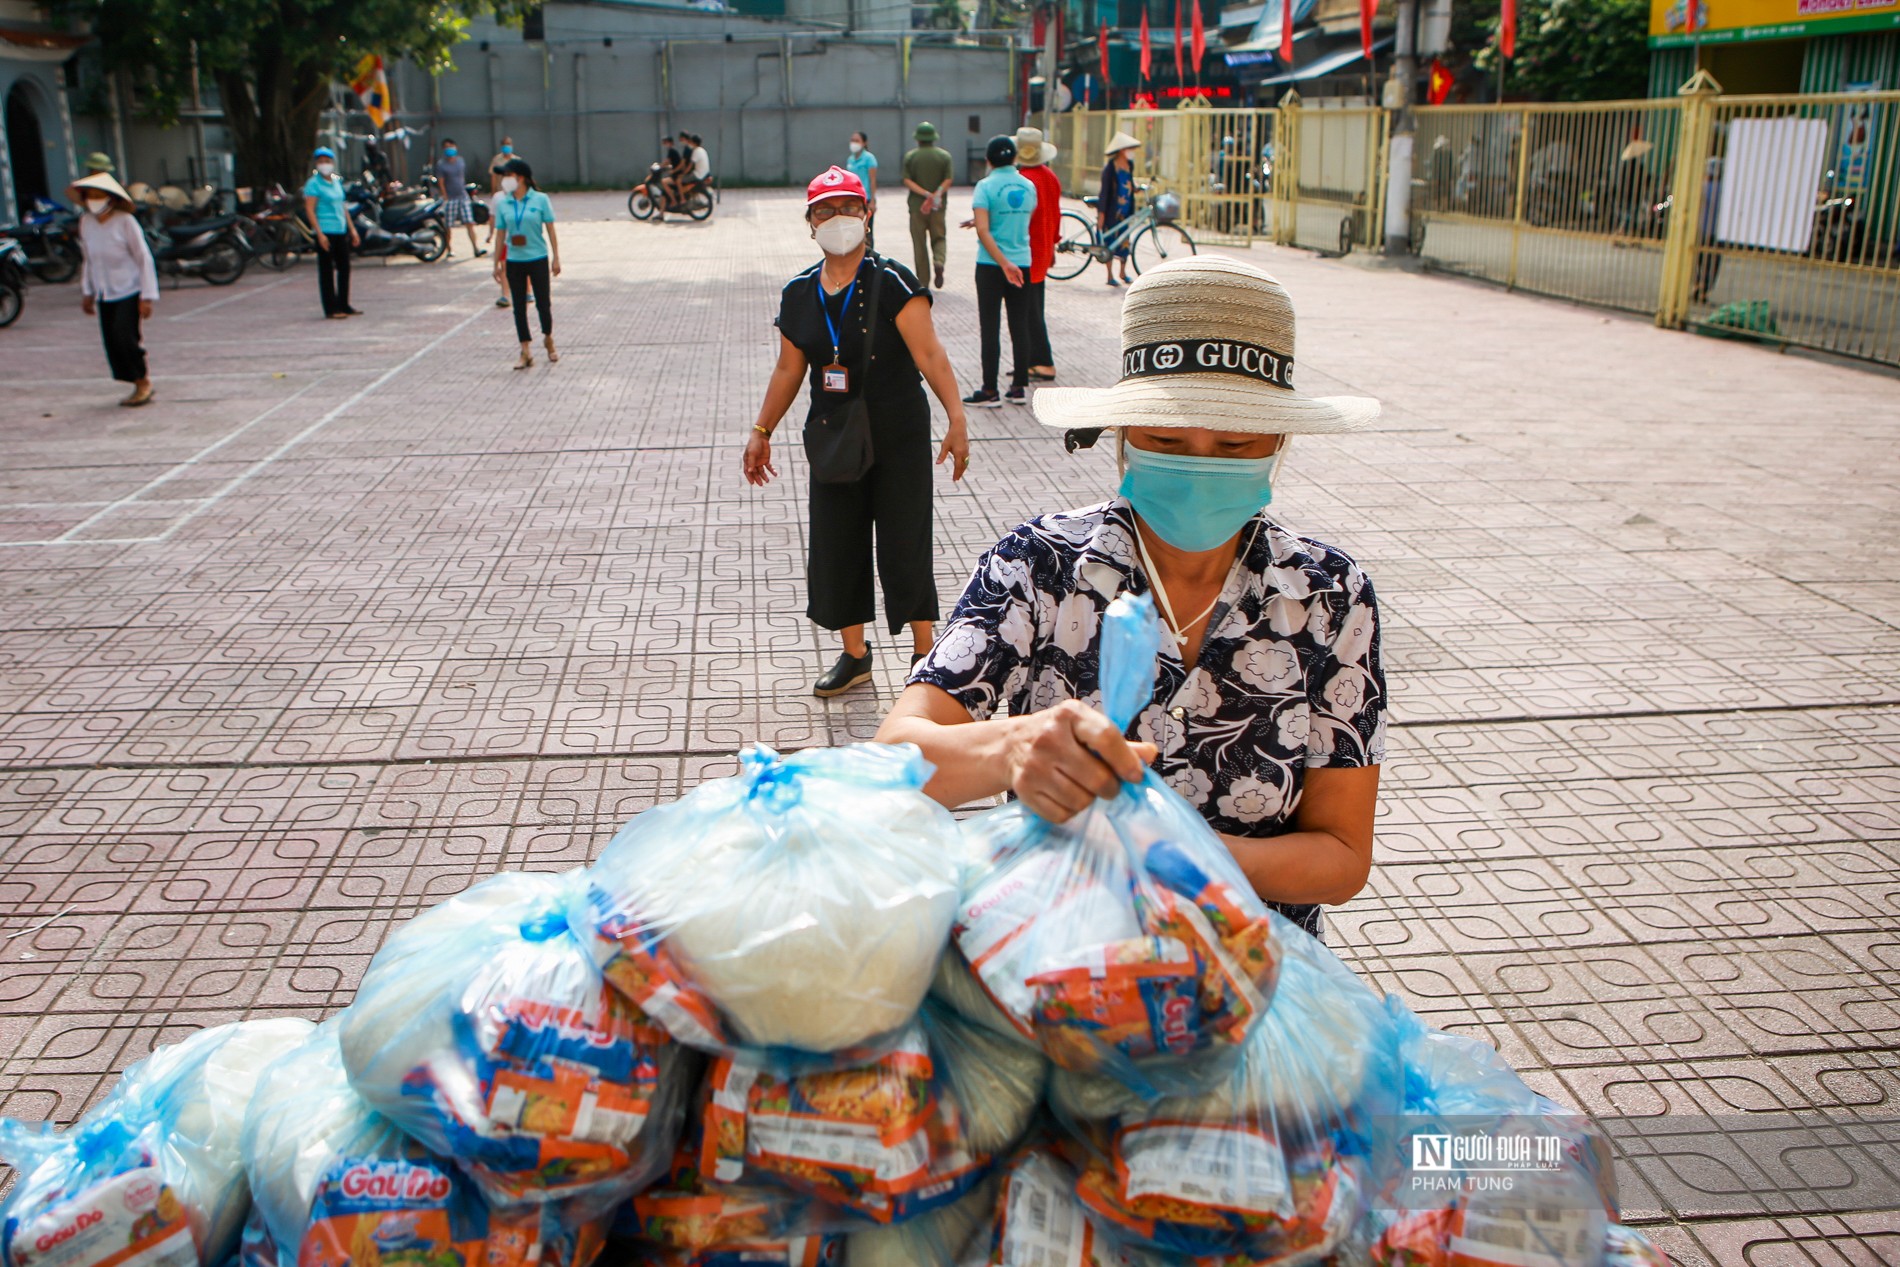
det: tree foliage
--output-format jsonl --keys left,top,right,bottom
{"left": 1469, "top": 0, "right": 1651, "bottom": 101}
{"left": 57, "top": 0, "right": 535, "bottom": 186}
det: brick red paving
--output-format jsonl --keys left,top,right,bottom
{"left": 2, "top": 191, "right": 1898, "bottom": 1262}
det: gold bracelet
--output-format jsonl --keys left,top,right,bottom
{"left": 752, "top": 425, "right": 773, "bottom": 437}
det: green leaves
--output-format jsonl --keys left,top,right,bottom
{"left": 58, "top": 0, "right": 536, "bottom": 182}
{"left": 1468, "top": 0, "right": 1651, "bottom": 101}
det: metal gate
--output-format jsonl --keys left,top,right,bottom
{"left": 1272, "top": 92, "right": 1390, "bottom": 254}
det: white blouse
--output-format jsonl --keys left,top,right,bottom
{"left": 78, "top": 211, "right": 160, "bottom": 304}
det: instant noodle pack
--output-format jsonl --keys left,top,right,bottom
{"left": 0, "top": 596, "right": 1669, "bottom": 1267}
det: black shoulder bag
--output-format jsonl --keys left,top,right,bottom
{"left": 803, "top": 254, "right": 885, "bottom": 484}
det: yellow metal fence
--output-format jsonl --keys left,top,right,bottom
{"left": 1054, "top": 83, "right": 1900, "bottom": 368}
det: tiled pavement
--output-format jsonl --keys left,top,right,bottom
{"left": 3, "top": 191, "right": 1898, "bottom": 1262}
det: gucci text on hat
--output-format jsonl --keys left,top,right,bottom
{"left": 1029, "top": 255, "right": 1381, "bottom": 437}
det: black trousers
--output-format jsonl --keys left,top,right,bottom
{"left": 97, "top": 296, "right": 146, "bottom": 383}
{"left": 507, "top": 258, "right": 552, "bottom": 342}
{"left": 1025, "top": 279, "right": 1052, "bottom": 367}
{"left": 316, "top": 235, "right": 351, "bottom": 315}
{"left": 806, "top": 405, "right": 938, "bottom": 634}
{"left": 974, "top": 262, "right": 1029, "bottom": 392}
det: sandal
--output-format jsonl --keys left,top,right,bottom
{"left": 119, "top": 383, "right": 154, "bottom": 407}
{"left": 514, "top": 352, "right": 535, "bottom": 371}
{"left": 544, "top": 336, "right": 560, "bottom": 364}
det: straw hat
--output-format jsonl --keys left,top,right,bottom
{"left": 1030, "top": 255, "right": 1380, "bottom": 436}
{"left": 67, "top": 172, "right": 133, "bottom": 208}
{"left": 1013, "top": 126, "right": 1057, "bottom": 167}
{"left": 1104, "top": 130, "right": 1142, "bottom": 156}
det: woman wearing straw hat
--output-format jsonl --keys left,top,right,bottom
{"left": 71, "top": 172, "right": 159, "bottom": 407}
{"left": 1099, "top": 131, "right": 1141, "bottom": 287}
{"left": 881, "top": 256, "right": 1386, "bottom": 935}
{"left": 1014, "top": 125, "right": 1062, "bottom": 382}
{"left": 744, "top": 166, "right": 971, "bottom": 698}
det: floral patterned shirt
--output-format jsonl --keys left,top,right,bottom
{"left": 908, "top": 497, "right": 1387, "bottom": 937}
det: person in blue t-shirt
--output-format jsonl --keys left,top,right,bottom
{"left": 844, "top": 131, "right": 878, "bottom": 248}
{"left": 301, "top": 146, "right": 360, "bottom": 318}
{"left": 960, "top": 135, "right": 1037, "bottom": 408}
{"left": 491, "top": 158, "right": 562, "bottom": 369}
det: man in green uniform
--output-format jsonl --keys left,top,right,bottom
{"left": 902, "top": 121, "right": 955, "bottom": 291}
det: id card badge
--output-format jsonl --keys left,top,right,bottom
{"left": 822, "top": 363, "right": 850, "bottom": 393}
{"left": 511, "top": 233, "right": 527, "bottom": 247}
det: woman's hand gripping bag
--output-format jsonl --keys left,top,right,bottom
{"left": 0, "top": 1018, "right": 313, "bottom": 1267}
{"left": 573, "top": 743, "right": 962, "bottom": 1069}
{"left": 242, "top": 1023, "right": 609, "bottom": 1267}
{"left": 696, "top": 1004, "right": 1045, "bottom": 1227}
{"left": 937, "top": 593, "right": 1283, "bottom": 1097}
{"left": 338, "top": 870, "right": 688, "bottom": 1210}
{"left": 1047, "top": 920, "right": 1400, "bottom": 1265}
{"left": 1361, "top": 999, "right": 1626, "bottom": 1267}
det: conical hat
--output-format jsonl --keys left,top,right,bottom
{"left": 68, "top": 172, "right": 133, "bottom": 207}
{"left": 1104, "top": 131, "right": 1142, "bottom": 155}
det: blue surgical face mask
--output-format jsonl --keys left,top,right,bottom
{"left": 1118, "top": 442, "right": 1282, "bottom": 552}
{"left": 444, "top": 146, "right": 457, "bottom": 157}
{"left": 501, "top": 144, "right": 513, "bottom": 154}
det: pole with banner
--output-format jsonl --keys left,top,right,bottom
{"left": 1191, "top": 0, "right": 1206, "bottom": 89}
{"left": 1278, "top": 0, "right": 1295, "bottom": 69}
{"left": 1140, "top": 6, "right": 1152, "bottom": 89}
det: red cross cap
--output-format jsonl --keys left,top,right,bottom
{"left": 806, "top": 165, "right": 867, "bottom": 206}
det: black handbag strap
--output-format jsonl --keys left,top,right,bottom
{"left": 855, "top": 251, "right": 886, "bottom": 384}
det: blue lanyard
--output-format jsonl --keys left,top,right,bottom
{"left": 510, "top": 193, "right": 532, "bottom": 237}
{"left": 818, "top": 273, "right": 858, "bottom": 364}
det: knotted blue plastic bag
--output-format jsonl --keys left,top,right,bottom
{"left": 1349, "top": 998, "right": 1622, "bottom": 1267}
{"left": 338, "top": 870, "right": 691, "bottom": 1212}
{"left": 934, "top": 593, "right": 1286, "bottom": 1098}
{"left": 0, "top": 1019, "right": 312, "bottom": 1267}
{"left": 572, "top": 742, "right": 962, "bottom": 1073}
{"left": 242, "top": 1023, "right": 612, "bottom": 1267}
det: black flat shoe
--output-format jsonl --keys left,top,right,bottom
{"left": 814, "top": 650, "right": 873, "bottom": 698}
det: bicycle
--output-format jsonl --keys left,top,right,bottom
{"left": 1048, "top": 185, "right": 1196, "bottom": 281}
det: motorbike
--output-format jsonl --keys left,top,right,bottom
{"left": 343, "top": 184, "right": 446, "bottom": 262}
{"left": 143, "top": 209, "right": 249, "bottom": 286}
{"left": 0, "top": 235, "right": 28, "bottom": 327}
{"left": 627, "top": 162, "right": 713, "bottom": 221}
{"left": 0, "top": 197, "right": 82, "bottom": 283}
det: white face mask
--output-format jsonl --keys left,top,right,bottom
{"left": 848, "top": 141, "right": 864, "bottom": 155}
{"left": 85, "top": 197, "right": 111, "bottom": 216}
{"left": 814, "top": 214, "right": 866, "bottom": 256}
{"left": 316, "top": 162, "right": 335, "bottom": 177}
{"left": 501, "top": 176, "right": 520, "bottom": 194}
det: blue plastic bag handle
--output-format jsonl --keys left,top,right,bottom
{"left": 1099, "top": 592, "right": 1164, "bottom": 734}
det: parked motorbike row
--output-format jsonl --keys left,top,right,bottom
{"left": 0, "top": 177, "right": 483, "bottom": 329}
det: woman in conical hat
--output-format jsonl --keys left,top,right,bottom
{"left": 69, "top": 171, "right": 158, "bottom": 407}
{"left": 882, "top": 255, "right": 1386, "bottom": 938}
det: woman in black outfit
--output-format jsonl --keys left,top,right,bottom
{"left": 743, "top": 166, "right": 972, "bottom": 698}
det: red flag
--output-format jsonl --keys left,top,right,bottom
{"left": 1500, "top": 0, "right": 1517, "bottom": 59}
{"left": 1139, "top": 7, "right": 1152, "bottom": 81}
{"left": 1359, "top": 0, "right": 1375, "bottom": 62}
{"left": 1172, "top": 0, "right": 1184, "bottom": 84}
{"left": 1428, "top": 57, "right": 1453, "bottom": 103}
{"left": 1191, "top": 0, "right": 1206, "bottom": 74}
{"left": 1099, "top": 22, "right": 1110, "bottom": 84}
{"left": 1684, "top": 0, "right": 1698, "bottom": 35}
{"left": 1032, "top": 5, "right": 1046, "bottom": 48}
{"left": 1279, "top": 0, "right": 1294, "bottom": 66}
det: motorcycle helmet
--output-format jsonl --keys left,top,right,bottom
{"left": 985, "top": 135, "right": 1017, "bottom": 168}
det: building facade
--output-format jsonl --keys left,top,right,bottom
{"left": 0, "top": 0, "right": 83, "bottom": 219}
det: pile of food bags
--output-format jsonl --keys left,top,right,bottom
{"left": 1, "top": 597, "right": 1675, "bottom": 1267}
